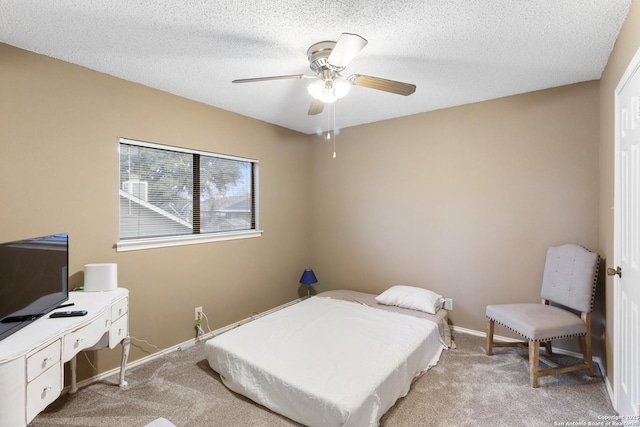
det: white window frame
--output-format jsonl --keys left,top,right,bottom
{"left": 116, "top": 138, "right": 261, "bottom": 252}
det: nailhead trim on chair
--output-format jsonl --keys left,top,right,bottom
{"left": 575, "top": 245, "right": 600, "bottom": 313}
{"left": 588, "top": 253, "right": 600, "bottom": 312}
{"left": 485, "top": 317, "right": 586, "bottom": 343}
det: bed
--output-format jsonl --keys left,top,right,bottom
{"left": 205, "top": 289, "right": 452, "bottom": 427}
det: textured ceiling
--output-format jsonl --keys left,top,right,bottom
{"left": 0, "top": 0, "right": 632, "bottom": 134}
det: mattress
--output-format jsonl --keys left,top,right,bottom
{"left": 319, "top": 289, "right": 453, "bottom": 349}
{"left": 205, "top": 291, "right": 448, "bottom": 427}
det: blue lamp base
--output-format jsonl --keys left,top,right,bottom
{"left": 299, "top": 269, "right": 318, "bottom": 299}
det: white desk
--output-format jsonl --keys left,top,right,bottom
{"left": 0, "top": 288, "right": 130, "bottom": 427}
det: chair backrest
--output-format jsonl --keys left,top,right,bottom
{"left": 540, "top": 244, "right": 599, "bottom": 313}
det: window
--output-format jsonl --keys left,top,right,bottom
{"left": 117, "top": 138, "right": 260, "bottom": 251}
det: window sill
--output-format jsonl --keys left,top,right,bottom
{"left": 116, "top": 230, "right": 263, "bottom": 252}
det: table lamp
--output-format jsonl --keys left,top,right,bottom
{"left": 299, "top": 269, "right": 318, "bottom": 297}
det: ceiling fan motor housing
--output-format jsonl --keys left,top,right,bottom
{"left": 307, "top": 41, "right": 339, "bottom": 73}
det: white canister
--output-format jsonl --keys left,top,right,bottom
{"left": 84, "top": 263, "right": 118, "bottom": 292}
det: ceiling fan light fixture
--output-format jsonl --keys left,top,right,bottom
{"left": 308, "top": 78, "right": 337, "bottom": 103}
{"left": 307, "top": 76, "right": 350, "bottom": 104}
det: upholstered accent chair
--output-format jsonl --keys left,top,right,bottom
{"left": 485, "top": 244, "right": 600, "bottom": 388}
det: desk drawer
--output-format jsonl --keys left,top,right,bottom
{"left": 26, "top": 360, "right": 61, "bottom": 423}
{"left": 111, "top": 297, "right": 128, "bottom": 320}
{"left": 27, "top": 340, "right": 61, "bottom": 382}
{"left": 109, "top": 314, "right": 128, "bottom": 349}
{"left": 63, "top": 310, "right": 110, "bottom": 362}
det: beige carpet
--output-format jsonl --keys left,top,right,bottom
{"left": 30, "top": 332, "right": 616, "bottom": 427}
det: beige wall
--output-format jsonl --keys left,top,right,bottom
{"left": 599, "top": 0, "right": 640, "bottom": 388}
{"left": 310, "top": 82, "right": 601, "bottom": 347}
{"left": 3, "top": 5, "right": 633, "bottom": 384}
{"left": 0, "top": 43, "right": 314, "bottom": 378}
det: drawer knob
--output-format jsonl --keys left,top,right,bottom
{"left": 41, "top": 385, "right": 52, "bottom": 397}
{"left": 41, "top": 356, "right": 52, "bottom": 368}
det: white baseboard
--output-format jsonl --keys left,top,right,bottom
{"left": 63, "top": 297, "right": 306, "bottom": 394}
{"left": 604, "top": 374, "right": 616, "bottom": 411}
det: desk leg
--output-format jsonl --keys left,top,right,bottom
{"left": 119, "top": 335, "right": 130, "bottom": 388}
{"left": 69, "top": 355, "right": 78, "bottom": 394}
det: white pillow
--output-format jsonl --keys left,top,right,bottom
{"left": 375, "top": 285, "right": 444, "bottom": 314}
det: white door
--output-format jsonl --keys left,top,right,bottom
{"left": 614, "top": 47, "right": 640, "bottom": 417}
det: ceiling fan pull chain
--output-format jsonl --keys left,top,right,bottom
{"left": 326, "top": 103, "right": 331, "bottom": 142}
{"left": 333, "top": 103, "right": 337, "bottom": 158}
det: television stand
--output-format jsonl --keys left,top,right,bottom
{"left": 0, "top": 288, "right": 129, "bottom": 426}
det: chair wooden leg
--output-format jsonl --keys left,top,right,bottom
{"left": 582, "top": 312, "right": 594, "bottom": 376}
{"left": 581, "top": 334, "right": 594, "bottom": 376}
{"left": 544, "top": 341, "right": 552, "bottom": 355}
{"left": 529, "top": 340, "right": 540, "bottom": 388}
{"left": 486, "top": 318, "right": 494, "bottom": 355}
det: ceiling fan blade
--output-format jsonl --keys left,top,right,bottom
{"left": 308, "top": 98, "right": 324, "bottom": 115}
{"left": 350, "top": 74, "right": 416, "bottom": 96}
{"left": 232, "top": 74, "right": 307, "bottom": 83}
{"left": 327, "top": 33, "right": 368, "bottom": 68}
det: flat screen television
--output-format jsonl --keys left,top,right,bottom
{"left": 0, "top": 233, "right": 69, "bottom": 342}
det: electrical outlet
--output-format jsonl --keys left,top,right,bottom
{"left": 444, "top": 298, "right": 453, "bottom": 310}
{"left": 195, "top": 306, "right": 203, "bottom": 321}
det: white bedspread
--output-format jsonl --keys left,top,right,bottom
{"left": 206, "top": 296, "right": 446, "bottom": 427}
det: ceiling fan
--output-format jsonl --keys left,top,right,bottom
{"left": 232, "top": 33, "right": 417, "bottom": 115}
